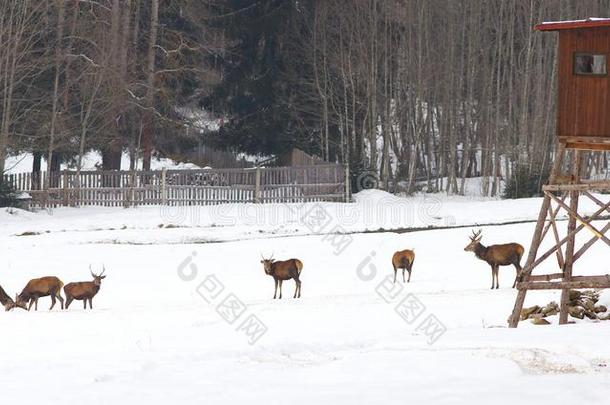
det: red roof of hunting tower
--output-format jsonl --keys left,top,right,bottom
{"left": 535, "top": 18, "right": 610, "bottom": 31}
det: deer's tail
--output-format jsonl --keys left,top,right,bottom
{"left": 295, "top": 259, "right": 304, "bottom": 275}
{"left": 57, "top": 280, "right": 64, "bottom": 298}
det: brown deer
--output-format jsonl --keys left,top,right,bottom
{"left": 64, "top": 266, "right": 106, "bottom": 310}
{"left": 15, "top": 276, "right": 65, "bottom": 311}
{"left": 464, "top": 229, "right": 524, "bottom": 289}
{"left": 260, "top": 255, "right": 303, "bottom": 299}
{"left": 392, "top": 249, "right": 415, "bottom": 283}
{"left": 0, "top": 284, "right": 16, "bottom": 311}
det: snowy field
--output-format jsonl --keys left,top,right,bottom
{"left": 2, "top": 191, "right": 610, "bottom": 404}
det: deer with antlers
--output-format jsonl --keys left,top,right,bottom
{"left": 0, "top": 284, "right": 16, "bottom": 311}
{"left": 260, "top": 255, "right": 303, "bottom": 299}
{"left": 464, "top": 229, "right": 524, "bottom": 289}
{"left": 64, "top": 266, "right": 107, "bottom": 310}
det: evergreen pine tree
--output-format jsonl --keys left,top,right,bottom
{"left": 203, "top": 0, "right": 307, "bottom": 156}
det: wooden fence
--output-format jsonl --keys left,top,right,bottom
{"left": 3, "top": 164, "right": 348, "bottom": 208}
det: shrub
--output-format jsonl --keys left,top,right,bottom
{"left": 349, "top": 160, "right": 379, "bottom": 193}
{"left": 503, "top": 164, "right": 550, "bottom": 199}
{"left": 0, "top": 179, "right": 19, "bottom": 208}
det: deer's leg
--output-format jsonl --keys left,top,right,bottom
{"left": 34, "top": 298, "right": 38, "bottom": 311}
{"left": 27, "top": 299, "right": 34, "bottom": 311}
{"left": 89, "top": 299, "right": 93, "bottom": 310}
{"left": 49, "top": 292, "right": 56, "bottom": 310}
{"left": 407, "top": 268, "right": 412, "bottom": 283}
{"left": 83, "top": 299, "right": 87, "bottom": 309}
{"left": 512, "top": 263, "right": 521, "bottom": 289}
{"left": 402, "top": 268, "right": 406, "bottom": 283}
{"left": 494, "top": 266, "right": 499, "bottom": 289}
{"left": 65, "top": 296, "right": 72, "bottom": 309}
{"left": 393, "top": 265, "right": 397, "bottom": 284}
{"left": 279, "top": 280, "right": 283, "bottom": 299}
{"left": 273, "top": 279, "right": 278, "bottom": 299}
{"left": 57, "top": 293, "right": 64, "bottom": 310}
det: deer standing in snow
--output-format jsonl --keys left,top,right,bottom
{"left": 64, "top": 266, "right": 106, "bottom": 310}
{"left": 392, "top": 249, "right": 415, "bottom": 283}
{"left": 15, "top": 276, "right": 65, "bottom": 310}
{"left": 464, "top": 229, "right": 524, "bottom": 289}
{"left": 260, "top": 255, "right": 303, "bottom": 299}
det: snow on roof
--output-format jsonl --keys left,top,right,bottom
{"left": 536, "top": 18, "right": 610, "bottom": 31}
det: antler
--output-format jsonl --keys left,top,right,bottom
{"left": 261, "top": 253, "right": 274, "bottom": 261}
{"left": 90, "top": 264, "right": 106, "bottom": 278}
{"left": 470, "top": 229, "right": 482, "bottom": 241}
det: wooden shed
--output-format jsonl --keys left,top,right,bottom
{"left": 536, "top": 18, "right": 610, "bottom": 150}
{"left": 509, "top": 18, "right": 610, "bottom": 328}
{"left": 276, "top": 148, "right": 328, "bottom": 167}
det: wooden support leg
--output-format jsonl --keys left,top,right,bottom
{"left": 572, "top": 191, "right": 610, "bottom": 262}
{"left": 548, "top": 201, "right": 565, "bottom": 269}
{"left": 508, "top": 143, "right": 566, "bottom": 328}
{"left": 508, "top": 193, "right": 552, "bottom": 327}
{"left": 559, "top": 151, "right": 581, "bottom": 324}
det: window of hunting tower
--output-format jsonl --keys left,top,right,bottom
{"left": 574, "top": 53, "right": 607, "bottom": 75}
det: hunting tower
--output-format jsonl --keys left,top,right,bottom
{"left": 509, "top": 18, "right": 610, "bottom": 327}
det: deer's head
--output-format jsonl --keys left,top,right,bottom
{"left": 464, "top": 229, "right": 483, "bottom": 252}
{"left": 260, "top": 254, "right": 275, "bottom": 275}
{"left": 90, "top": 265, "right": 107, "bottom": 286}
{"left": 14, "top": 294, "right": 28, "bottom": 310}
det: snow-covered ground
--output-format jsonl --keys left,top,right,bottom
{"left": 2, "top": 191, "right": 610, "bottom": 404}
{"left": 414, "top": 175, "right": 507, "bottom": 197}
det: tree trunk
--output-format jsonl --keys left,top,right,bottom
{"left": 142, "top": 0, "right": 159, "bottom": 170}
{"left": 46, "top": 0, "right": 66, "bottom": 189}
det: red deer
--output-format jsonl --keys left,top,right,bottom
{"left": 15, "top": 276, "right": 65, "bottom": 311}
{"left": 260, "top": 255, "right": 303, "bottom": 299}
{"left": 64, "top": 266, "right": 106, "bottom": 310}
{"left": 0, "top": 284, "right": 16, "bottom": 311}
{"left": 392, "top": 249, "right": 415, "bottom": 283}
{"left": 464, "top": 229, "right": 524, "bottom": 289}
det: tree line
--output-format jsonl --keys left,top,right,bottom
{"left": 0, "top": 0, "right": 218, "bottom": 177}
{"left": 2, "top": 1, "right": 610, "bottom": 196}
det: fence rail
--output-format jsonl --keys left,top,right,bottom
{"left": 3, "top": 164, "right": 348, "bottom": 208}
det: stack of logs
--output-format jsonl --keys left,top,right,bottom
{"left": 520, "top": 290, "right": 609, "bottom": 325}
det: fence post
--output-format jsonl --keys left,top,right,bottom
{"left": 129, "top": 170, "right": 136, "bottom": 208}
{"left": 344, "top": 164, "right": 350, "bottom": 202}
{"left": 62, "top": 170, "right": 69, "bottom": 206}
{"left": 161, "top": 168, "right": 167, "bottom": 206}
{"left": 254, "top": 166, "right": 261, "bottom": 203}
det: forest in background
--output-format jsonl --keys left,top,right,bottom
{"left": 2, "top": 0, "right": 610, "bottom": 197}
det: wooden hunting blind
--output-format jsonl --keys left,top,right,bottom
{"left": 509, "top": 18, "right": 610, "bottom": 327}
{"left": 540, "top": 18, "right": 610, "bottom": 150}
